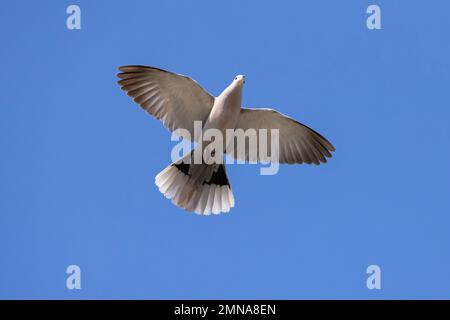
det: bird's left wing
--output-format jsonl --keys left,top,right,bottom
{"left": 117, "top": 66, "right": 214, "bottom": 141}
{"left": 228, "top": 108, "right": 335, "bottom": 164}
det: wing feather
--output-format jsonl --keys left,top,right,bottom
{"left": 228, "top": 108, "right": 335, "bottom": 165}
{"left": 117, "top": 65, "right": 214, "bottom": 141}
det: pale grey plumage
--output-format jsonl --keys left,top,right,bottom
{"left": 117, "top": 65, "right": 335, "bottom": 215}
{"left": 231, "top": 108, "right": 335, "bottom": 164}
{"left": 117, "top": 66, "right": 214, "bottom": 141}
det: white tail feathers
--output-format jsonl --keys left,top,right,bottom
{"left": 155, "top": 163, "right": 235, "bottom": 215}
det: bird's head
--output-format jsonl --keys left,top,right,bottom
{"left": 233, "top": 75, "right": 246, "bottom": 85}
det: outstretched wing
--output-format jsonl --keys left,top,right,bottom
{"left": 228, "top": 108, "right": 335, "bottom": 164}
{"left": 117, "top": 66, "right": 214, "bottom": 141}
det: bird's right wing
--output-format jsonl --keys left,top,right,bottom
{"left": 228, "top": 108, "right": 335, "bottom": 164}
{"left": 117, "top": 66, "right": 214, "bottom": 141}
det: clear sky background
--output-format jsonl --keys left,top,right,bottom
{"left": 1, "top": 0, "right": 449, "bottom": 299}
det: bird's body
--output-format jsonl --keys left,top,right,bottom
{"left": 117, "top": 66, "right": 335, "bottom": 215}
{"left": 205, "top": 75, "right": 243, "bottom": 136}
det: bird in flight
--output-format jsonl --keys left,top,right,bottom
{"left": 117, "top": 66, "right": 335, "bottom": 215}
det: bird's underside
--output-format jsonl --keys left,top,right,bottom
{"left": 117, "top": 65, "right": 335, "bottom": 215}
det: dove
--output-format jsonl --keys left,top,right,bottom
{"left": 117, "top": 65, "right": 335, "bottom": 215}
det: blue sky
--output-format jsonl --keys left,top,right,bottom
{"left": 1, "top": 0, "right": 450, "bottom": 299}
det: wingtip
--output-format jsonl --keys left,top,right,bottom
{"left": 117, "top": 65, "right": 149, "bottom": 72}
{"left": 117, "top": 65, "right": 174, "bottom": 75}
